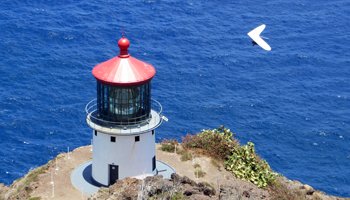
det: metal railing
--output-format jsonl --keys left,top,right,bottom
{"left": 85, "top": 99, "right": 163, "bottom": 129}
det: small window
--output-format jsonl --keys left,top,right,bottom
{"left": 152, "top": 130, "right": 155, "bottom": 135}
{"left": 111, "top": 136, "right": 116, "bottom": 142}
{"left": 94, "top": 130, "right": 97, "bottom": 136}
{"left": 152, "top": 156, "right": 156, "bottom": 171}
{"left": 135, "top": 136, "right": 140, "bottom": 142}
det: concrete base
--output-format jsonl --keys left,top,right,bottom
{"left": 71, "top": 160, "right": 176, "bottom": 196}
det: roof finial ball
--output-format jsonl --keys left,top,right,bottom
{"left": 118, "top": 37, "right": 130, "bottom": 57}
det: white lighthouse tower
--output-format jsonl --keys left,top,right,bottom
{"left": 85, "top": 37, "right": 163, "bottom": 186}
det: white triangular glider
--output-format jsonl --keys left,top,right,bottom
{"left": 247, "top": 24, "right": 271, "bottom": 51}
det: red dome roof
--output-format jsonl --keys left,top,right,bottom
{"left": 92, "top": 37, "right": 156, "bottom": 87}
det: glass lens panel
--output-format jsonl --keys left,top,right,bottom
{"left": 96, "top": 82, "right": 151, "bottom": 124}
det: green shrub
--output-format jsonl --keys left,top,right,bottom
{"left": 175, "top": 148, "right": 184, "bottom": 155}
{"left": 181, "top": 127, "right": 277, "bottom": 188}
{"left": 160, "top": 139, "right": 178, "bottom": 153}
{"left": 182, "top": 126, "right": 238, "bottom": 160}
{"left": 193, "top": 163, "right": 201, "bottom": 168}
{"left": 225, "top": 142, "right": 277, "bottom": 188}
{"left": 194, "top": 168, "right": 206, "bottom": 178}
{"left": 171, "top": 192, "right": 186, "bottom": 200}
{"left": 268, "top": 179, "right": 300, "bottom": 200}
{"left": 193, "top": 163, "right": 206, "bottom": 178}
{"left": 29, "top": 197, "right": 41, "bottom": 200}
{"left": 180, "top": 151, "right": 192, "bottom": 161}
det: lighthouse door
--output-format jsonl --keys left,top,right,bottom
{"left": 109, "top": 164, "right": 119, "bottom": 185}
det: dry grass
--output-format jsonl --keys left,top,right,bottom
{"left": 210, "top": 159, "right": 222, "bottom": 171}
{"left": 268, "top": 178, "right": 309, "bottom": 200}
{"left": 193, "top": 163, "right": 201, "bottom": 168}
{"left": 160, "top": 139, "right": 178, "bottom": 153}
{"left": 193, "top": 163, "right": 206, "bottom": 178}
{"left": 180, "top": 151, "right": 192, "bottom": 161}
{"left": 28, "top": 197, "right": 41, "bottom": 200}
{"left": 4, "top": 159, "right": 54, "bottom": 200}
{"left": 182, "top": 130, "right": 238, "bottom": 160}
{"left": 194, "top": 168, "right": 206, "bottom": 178}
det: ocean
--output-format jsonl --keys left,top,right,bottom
{"left": 0, "top": 0, "right": 349, "bottom": 197}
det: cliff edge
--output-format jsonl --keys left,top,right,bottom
{"left": 0, "top": 128, "right": 348, "bottom": 200}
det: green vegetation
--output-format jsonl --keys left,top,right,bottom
{"left": 193, "top": 163, "right": 201, "bottom": 168}
{"left": 193, "top": 163, "right": 206, "bottom": 178}
{"left": 10, "top": 160, "right": 53, "bottom": 199}
{"left": 180, "top": 151, "right": 192, "bottom": 161}
{"left": 194, "top": 168, "right": 206, "bottom": 178}
{"left": 225, "top": 142, "right": 277, "bottom": 188}
{"left": 159, "top": 140, "right": 193, "bottom": 161}
{"left": 182, "top": 126, "right": 277, "bottom": 188}
{"left": 160, "top": 139, "right": 178, "bottom": 153}
{"left": 182, "top": 126, "right": 238, "bottom": 160}
{"left": 171, "top": 192, "right": 186, "bottom": 200}
{"left": 29, "top": 197, "right": 42, "bottom": 200}
{"left": 268, "top": 178, "right": 308, "bottom": 200}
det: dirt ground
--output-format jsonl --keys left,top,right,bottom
{"left": 158, "top": 145, "right": 257, "bottom": 183}
{"left": 26, "top": 144, "right": 244, "bottom": 200}
{"left": 29, "top": 146, "right": 93, "bottom": 200}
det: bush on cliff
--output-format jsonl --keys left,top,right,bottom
{"left": 160, "top": 139, "right": 178, "bottom": 153}
{"left": 225, "top": 142, "right": 277, "bottom": 188}
{"left": 182, "top": 126, "right": 238, "bottom": 160}
{"left": 182, "top": 126, "right": 277, "bottom": 188}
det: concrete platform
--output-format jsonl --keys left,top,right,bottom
{"left": 71, "top": 160, "right": 176, "bottom": 196}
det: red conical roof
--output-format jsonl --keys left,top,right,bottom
{"left": 92, "top": 37, "right": 156, "bottom": 87}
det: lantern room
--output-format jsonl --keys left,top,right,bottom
{"left": 90, "top": 37, "right": 157, "bottom": 126}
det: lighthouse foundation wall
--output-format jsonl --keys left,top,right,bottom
{"left": 91, "top": 130, "right": 156, "bottom": 186}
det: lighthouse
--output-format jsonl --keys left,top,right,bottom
{"left": 85, "top": 37, "right": 164, "bottom": 186}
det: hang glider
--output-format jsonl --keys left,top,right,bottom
{"left": 247, "top": 24, "right": 271, "bottom": 51}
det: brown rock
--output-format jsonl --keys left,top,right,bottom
{"left": 144, "top": 175, "right": 174, "bottom": 197}
{"left": 88, "top": 187, "right": 109, "bottom": 200}
{"left": 243, "top": 190, "right": 250, "bottom": 198}
{"left": 183, "top": 190, "right": 194, "bottom": 196}
{"left": 203, "top": 186, "right": 215, "bottom": 196}
{"left": 182, "top": 183, "right": 200, "bottom": 196}
{"left": 114, "top": 178, "right": 141, "bottom": 200}
{"left": 180, "top": 176, "right": 197, "bottom": 186}
{"left": 302, "top": 184, "right": 315, "bottom": 195}
{"left": 0, "top": 183, "right": 8, "bottom": 193}
{"left": 219, "top": 186, "right": 241, "bottom": 200}
{"left": 170, "top": 173, "right": 181, "bottom": 182}
{"left": 0, "top": 183, "right": 9, "bottom": 200}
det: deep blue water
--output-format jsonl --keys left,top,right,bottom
{"left": 0, "top": 0, "right": 349, "bottom": 197}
